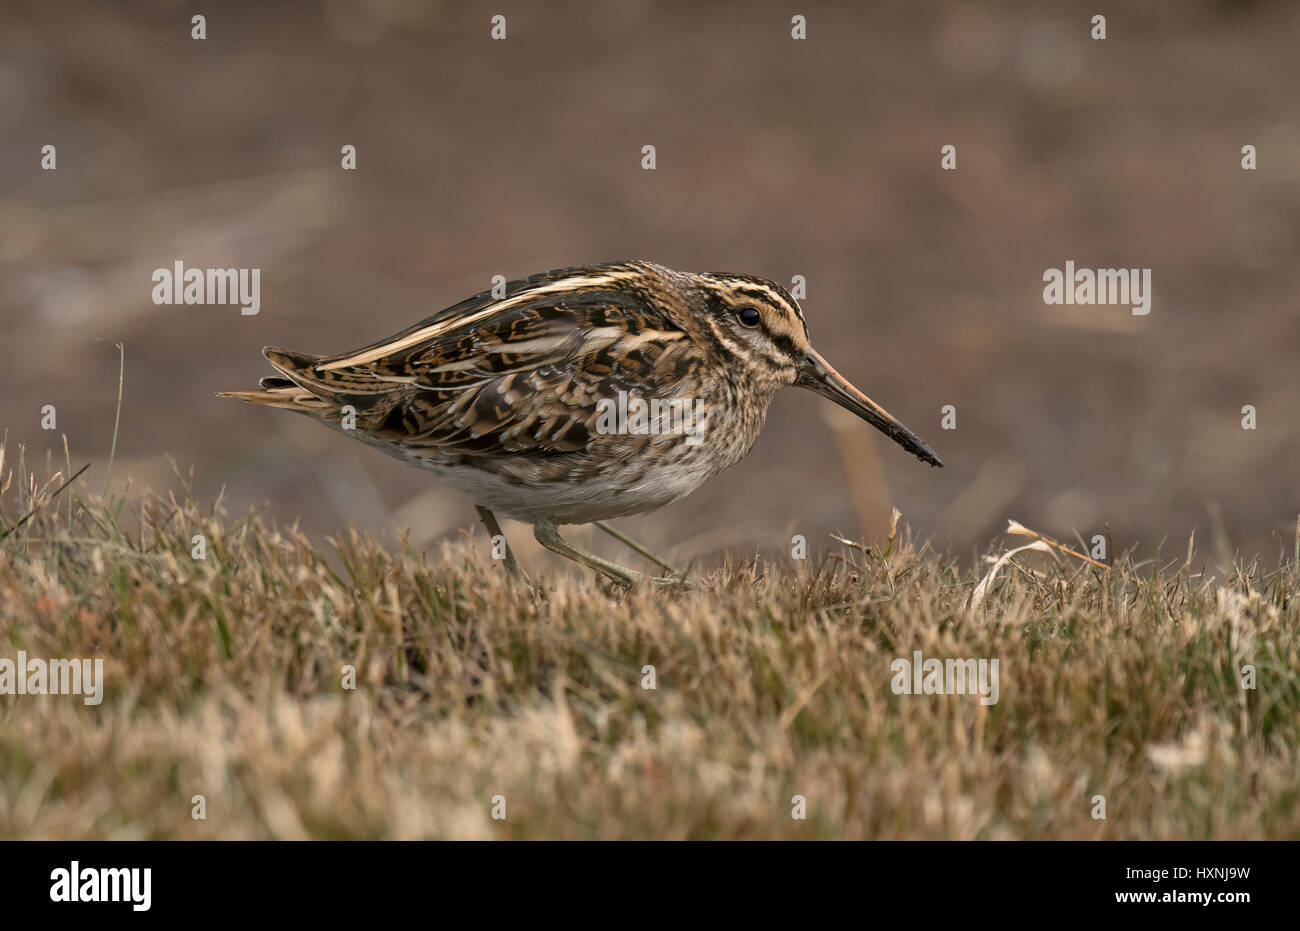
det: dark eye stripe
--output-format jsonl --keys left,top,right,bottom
{"left": 772, "top": 333, "right": 799, "bottom": 358}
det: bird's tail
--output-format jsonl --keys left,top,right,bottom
{"left": 216, "top": 347, "right": 336, "bottom": 413}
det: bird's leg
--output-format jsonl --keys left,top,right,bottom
{"left": 533, "top": 519, "right": 685, "bottom": 588}
{"left": 592, "top": 520, "right": 690, "bottom": 582}
{"left": 476, "top": 505, "right": 531, "bottom": 584}
{"left": 534, "top": 519, "right": 641, "bottom": 586}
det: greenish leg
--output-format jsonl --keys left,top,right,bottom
{"left": 593, "top": 520, "right": 690, "bottom": 582}
{"left": 534, "top": 520, "right": 686, "bottom": 588}
{"left": 476, "top": 505, "right": 531, "bottom": 585}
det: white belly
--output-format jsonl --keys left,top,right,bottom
{"left": 421, "top": 449, "right": 714, "bottom": 525}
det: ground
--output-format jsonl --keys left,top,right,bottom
{"left": 2, "top": 451, "right": 1296, "bottom": 840}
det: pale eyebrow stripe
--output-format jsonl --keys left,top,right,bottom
{"left": 728, "top": 281, "right": 806, "bottom": 327}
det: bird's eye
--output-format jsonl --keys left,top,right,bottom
{"left": 737, "top": 307, "right": 762, "bottom": 328}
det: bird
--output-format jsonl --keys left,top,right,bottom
{"left": 219, "top": 260, "right": 941, "bottom": 587}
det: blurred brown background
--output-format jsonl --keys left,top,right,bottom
{"left": 3, "top": 0, "right": 1298, "bottom": 567}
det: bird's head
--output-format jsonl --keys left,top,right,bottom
{"left": 691, "top": 271, "right": 942, "bottom": 467}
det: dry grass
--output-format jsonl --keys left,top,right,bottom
{"left": 0, "top": 439, "right": 1297, "bottom": 840}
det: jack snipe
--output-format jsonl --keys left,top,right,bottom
{"left": 219, "top": 261, "right": 941, "bottom": 586}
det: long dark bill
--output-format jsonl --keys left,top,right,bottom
{"left": 796, "top": 349, "right": 943, "bottom": 467}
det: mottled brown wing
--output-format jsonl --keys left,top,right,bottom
{"left": 283, "top": 282, "right": 700, "bottom": 460}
